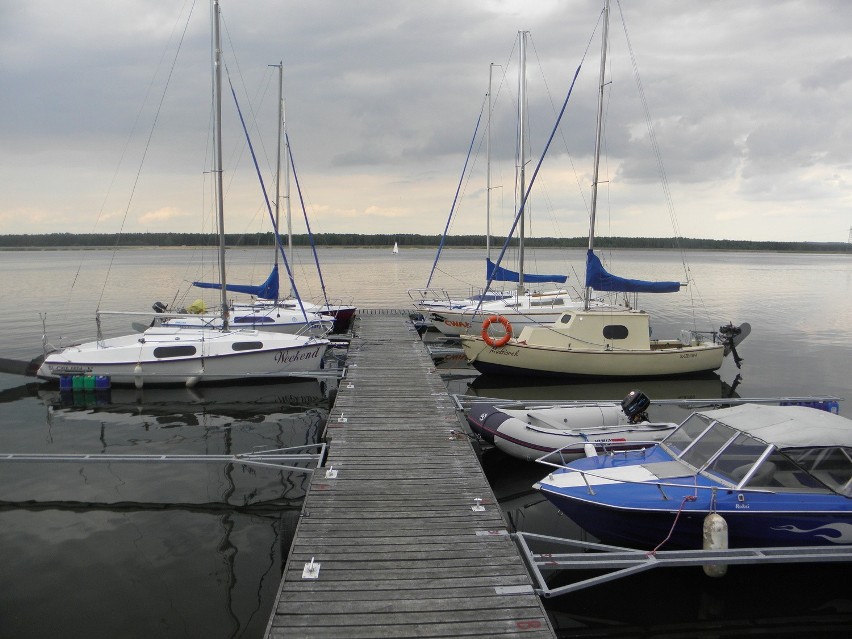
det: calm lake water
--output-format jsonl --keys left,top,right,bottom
{"left": 1, "top": 246, "right": 851, "bottom": 637}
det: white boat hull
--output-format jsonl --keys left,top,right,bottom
{"left": 431, "top": 308, "right": 566, "bottom": 337}
{"left": 37, "top": 327, "right": 329, "bottom": 386}
{"left": 429, "top": 302, "right": 582, "bottom": 337}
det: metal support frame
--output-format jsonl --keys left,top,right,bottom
{"left": 451, "top": 393, "right": 842, "bottom": 412}
{"left": 513, "top": 531, "right": 852, "bottom": 598}
{"left": 0, "top": 444, "right": 327, "bottom": 474}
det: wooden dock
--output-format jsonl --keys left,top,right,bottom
{"left": 264, "top": 311, "right": 555, "bottom": 638}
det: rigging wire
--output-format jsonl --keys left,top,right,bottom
{"left": 615, "top": 0, "right": 714, "bottom": 327}
{"left": 226, "top": 76, "right": 309, "bottom": 321}
{"left": 88, "top": 0, "right": 199, "bottom": 312}
{"left": 474, "top": 63, "right": 585, "bottom": 317}
{"left": 286, "top": 135, "right": 331, "bottom": 309}
{"left": 425, "top": 99, "right": 485, "bottom": 288}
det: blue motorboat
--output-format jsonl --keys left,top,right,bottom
{"left": 534, "top": 403, "right": 852, "bottom": 549}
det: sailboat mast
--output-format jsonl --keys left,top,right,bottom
{"left": 584, "top": 0, "right": 610, "bottom": 311}
{"left": 212, "top": 0, "right": 229, "bottom": 328}
{"left": 271, "top": 61, "right": 294, "bottom": 299}
{"left": 486, "top": 63, "right": 493, "bottom": 262}
{"left": 283, "top": 75, "right": 294, "bottom": 298}
{"left": 273, "top": 62, "right": 282, "bottom": 280}
{"left": 517, "top": 31, "right": 528, "bottom": 297}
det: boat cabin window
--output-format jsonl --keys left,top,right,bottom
{"left": 559, "top": 315, "right": 572, "bottom": 324}
{"left": 531, "top": 298, "right": 565, "bottom": 307}
{"left": 153, "top": 345, "right": 197, "bottom": 358}
{"left": 232, "top": 341, "right": 264, "bottom": 352}
{"left": 602, "top": 325, "right": 629, "bottom": 340}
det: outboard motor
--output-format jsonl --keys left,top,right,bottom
{"left": 152, "top": 301, "right": 168, "bottom": 314}
{"left": 621, "top": 389, "right": 650, "bottom": 424}
{"left": 719, "top": 322, "right": 750, "bottom": 369}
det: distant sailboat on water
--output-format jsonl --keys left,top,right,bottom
{"left": 393, "top": 241, "right": 399, "bottom": 255}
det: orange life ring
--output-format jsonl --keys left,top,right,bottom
{"left": 481, "top": 315, "right": 512, "bottom": 347}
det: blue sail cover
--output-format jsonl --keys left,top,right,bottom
{"left": 193, "top": 265, "right": 279, "bottom": 300}
{"left": 585, "top": 250, "right": 680, "bottom": 293}
{"left": 487, "top": 258, "right": 567, "bottom": 284}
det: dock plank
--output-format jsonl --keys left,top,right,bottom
{"left": 264, "top": 313, "right": 554, "bottom": 638}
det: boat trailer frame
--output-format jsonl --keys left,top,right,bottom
{"left": 513, "top": 531, "right": 852, "bottom": 598}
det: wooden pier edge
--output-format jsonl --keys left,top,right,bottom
{"left": 264, "top": 312, "right": 555, "bottom": 638}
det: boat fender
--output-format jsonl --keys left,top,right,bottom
{"left": 583, "top": 443, "right": 598, "bottom": 458}
{"left": 133, "top": 364, "right": 143, "bottom": 390}
{"left": 481, "top": 315, "right": 512, "bottom": 348}
{"left": 702, "top": 512, "right": 729, "bottom": 578}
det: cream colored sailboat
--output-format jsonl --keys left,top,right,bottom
{"left": 460, "top": 0, "right": 748, "bottom": 379}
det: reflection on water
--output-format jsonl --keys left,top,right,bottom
{"left": 0, "top": 375, "right": 330, "bottom": 639}
{"left": 0, "top": 508, "right": 300, "bottom": 639}
{"left": 1, "top": 248, "right": 850, "bottom": 637}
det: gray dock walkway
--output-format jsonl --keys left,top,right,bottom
{"left": 265, "top": 311, "right": 554, "bottom": 638}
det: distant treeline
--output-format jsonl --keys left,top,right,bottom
{"left": 0, "top": 232, "right": 849, "bottom": 253}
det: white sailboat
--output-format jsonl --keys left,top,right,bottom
{"left": 408, "top": 63, "right": 515, "bottom": 316}
{"left": 37, "top": 0, "right": 330, "bottom": 388}
{"left": 460, "top": 1, "right": 748, "bottom": 378}
{"left": 228, "top": 61, "right": 357, "bottom": 334}
{"left": 392, "top": 241, "right": 399, "bottom": 254}
{"left": 426, "top": 33, "right": 585, "bottom": 338}
{"left": 156, "top": 62, "right": 340, "bottom": 337}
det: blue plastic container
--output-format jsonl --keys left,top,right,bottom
{"left": 781, "top": 400, "right": 840, "bottom": 414}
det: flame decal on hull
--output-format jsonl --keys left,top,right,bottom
{"left": 771, "top": 523, "right": 852, "bottom": 544}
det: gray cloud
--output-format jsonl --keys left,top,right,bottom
{"left": 1, "top": 0, "right": 850, "bottom": 241}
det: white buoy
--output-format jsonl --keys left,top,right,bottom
{"left": 133, "top": 364, "right": 143, "bottom": 389}
{"left": 702, "top": 512, "right": 729, "bottom": 577}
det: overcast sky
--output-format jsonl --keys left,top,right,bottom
{"left": 2, "top": 0, "right": 851, "bottom": 242}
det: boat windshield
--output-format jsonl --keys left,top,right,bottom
{"left": 661, "top": 413, "right": 716, "bottom": 457}
{"left": 785, "top": 446, "right": 852, "bottom": 496}
{"left": 663, "top": 413, "right": 852, "bottom": 494}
